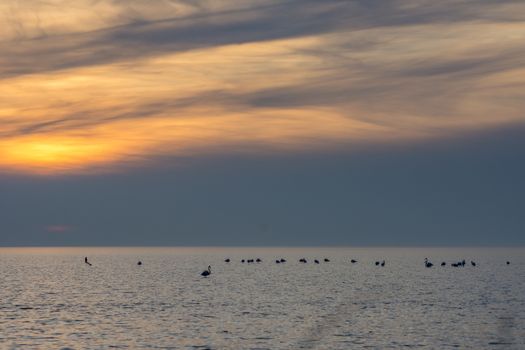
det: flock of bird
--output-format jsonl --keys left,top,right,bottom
{"left": 83, "top": 256, "right": 512, "bottom": 277}
{"left": 423, "top": 257, "right": 513, "bottom": 268}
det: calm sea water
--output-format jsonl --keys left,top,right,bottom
{"left": 0, "top": 247, "right": 524, "bottom": 349}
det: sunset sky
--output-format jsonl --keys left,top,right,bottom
{"left": 1, "top": 0, "right": 524, "bottom": 246}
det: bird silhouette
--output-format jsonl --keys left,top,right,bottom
{"left": 201, "top": 265, "right": 211, "bottom": 277}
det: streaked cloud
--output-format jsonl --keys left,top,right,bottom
{"left": 1, "top": 0, "right": 524, "bottom": 174}
{"left": 45, "top": 225, "right": 73, "bottom": 233}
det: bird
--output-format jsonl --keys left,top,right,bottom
{"left": 324, "top": 258, "right": 330, "bottom": 262}
{"left": 441, "top": 262, "right": 446, "bottom": 266}
{"left": 201, "top": 265, "right": 211, "bottom": 277}
{"left": 275, "top": 260, "right": 281, "bottom": 264}
{"left": 471, "top": 261, "right": 476, "bottom": 267}
{"left": 256, "top": 258, "right": 262, "bottom": 263}
{"left": 241, "top": 259, "right": 245, "bottom": 263}
{"left": 506, "top": 261, "right": 510, "bottom": 265}
{"left": 247, "top": 259, "right": 254, "bottom": 263}
{"left": 137, "top": 261, "right": 142, "bottom": 266}
{"left": 461, "top": 260, "right": 466, "bottom": 267}
{"left": 299, "top": 258, "right": 307, "bottom": 263}
{"left": 84, "top": 257, "right": 92, "bottom": 266}
{"left": 375, "top": 261, "right": 380, "bottom": 266}
{"left": 381, "top": 260, "right": 385, "bottom": 267}
{"left": 351, "top": 259, "right": 357, "bottom": 263}
{"left": 280, "top": 258, "right": 286, "bottom": 263}
{"left": 224, "top": 258, "right": 230, "bottom": 263}
{"left": 314, "top": 259, "right": 320, "bottom": 264}
{"left": 424, "top": 258, "right": 433, "bottom": 268}
{"left": 451, "top": 263, "right": 458, "bottom": 267}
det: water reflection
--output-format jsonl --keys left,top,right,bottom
{"left": 0, "top": 247, "right": 523, "bottom": 349}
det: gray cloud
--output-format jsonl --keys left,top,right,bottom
{"left": 4, "top": 37, "right": 525, "bottom": 139}
{"left": 0, "top": 0, "right": 351, "bottom": 78}
{"left": 1, "top": 121, "right": 524, "bottom": 246}
{"left": 2, "top": 0, "right": 524, "bottom": 79}
{"left": 0, "top": 0, "right": 524, "bottom": 159}
{"left": 2, "top": 0, "right": 524, "bottom": 144}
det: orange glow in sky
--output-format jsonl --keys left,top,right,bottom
{"left": 1, "top": 2, "right": 525, "bottom": 175}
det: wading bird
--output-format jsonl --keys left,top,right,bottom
{"left": 201, "top": 265, "right": 211, "bottom": 277}
{"left": 424, "top": 258, "right": 433, "bottom": 268}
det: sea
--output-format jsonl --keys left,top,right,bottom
{"left": 0, "top": 247, "right": 524, "bottom": 349}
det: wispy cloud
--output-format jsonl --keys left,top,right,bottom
{"left": 1, "top": 0, "right": 524, "bottom": 174}
{"left": 45, "top": 225, "right": 73, "bottom": 233}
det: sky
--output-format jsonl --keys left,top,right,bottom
{"left": 0, "top": 0, "right": 524, "bottom": 246}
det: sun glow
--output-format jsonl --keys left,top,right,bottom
{"left": 1, "top": 3, "right": 525, "bottom": 175}
{"left": 0, "top": 136, "right": 120, "bottom": 174}
{"left": 0, "top": 36, "right": 417, "bottom": 175}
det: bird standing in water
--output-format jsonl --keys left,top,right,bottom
{"left": 201, "top": 265, "right": 212, "bottom": 277}
{"left": 84, "top": 257, "right": 92, "bottom": 266}
{"left": 424, "top": 258, "right": 433, "bottom": 268}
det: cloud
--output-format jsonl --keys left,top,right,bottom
{"left": 0, "top": 0, "right": 353, "bottom": 78}
{"left": 2, "top": 0, "right": 524, "bottom": 79}
{"left": 45, "top": 225, "right": 73, "bottom": 233}
{"left": 0, "top": 0, "right": 525, "bottom": 174}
